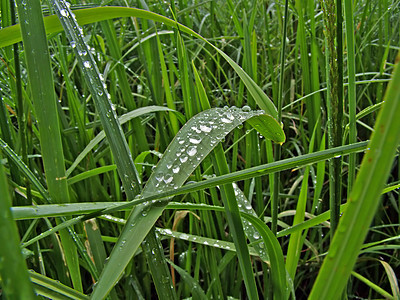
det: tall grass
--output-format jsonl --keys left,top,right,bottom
{"left": 0, "top": 0, "right": 399, "bottom": 299}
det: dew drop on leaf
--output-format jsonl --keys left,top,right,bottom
{"left": 187, "top": 146, "right": 197, "bottom": 156}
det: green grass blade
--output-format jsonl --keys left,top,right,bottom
{"left": 12, "top": 141, "right": 369, "bottom": 223}
{"left": 0, "top": 138, "right": 51, "bottom": 202}
{"left": 15, "top": 0, "right": 81, "bottom": 290}
{"left": 350, "top": 271, "right": 394, "bottom": 299}
{"left": 309, "top": 56, "right": 400, "bottom": 299}
{"left": 344, "top": 0, "right": 357, "bottom": 192}
{"left": 142, "top": 227, "right": 177, "bottom": 299}
{"left": 211, "top": 145, "right": 259, "bottom": 299}
{"left": 0, "top": 156, "right": 36, "bottom": 299}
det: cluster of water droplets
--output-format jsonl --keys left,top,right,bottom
{"left": 143, "top": 106, "right": 264, "bottom": 195}
{"left": 156, "top": 228, "right": 233, "bottom": 251}
{"left": 232, "top": 183, "right": 268, "bottom": 260}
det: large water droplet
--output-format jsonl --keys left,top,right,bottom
{"left": 180, "top": 155, "right": 188, "bottom": 163}
{"left": 155, "top": 172, "right": 164, "bottom": 182}
{"left": 221, "top": 117, "right": 232, "bottom": 123}
{"left": 187, "top": 146, "right": 197, "bottom": 156}
{"left": 163, "top": 174, "right": 173, "bottom": 184}
{"left": 60, "top": 9, "right": 69, "bottom": 17}
{"left": 83, "top": 61, "right": 91, "bottom": 68}
{"left": 200, "top": 124, "right": 212, "bottom": 132}
{"left": 189, "top": 135, "right": 201, "bottom": 144}
{"left": 172, "top": 166, "right": 180, "bottom": 174}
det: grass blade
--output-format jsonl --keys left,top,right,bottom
{"left": 0, "top": 156, "right": 36, "bottom": 299}
{"left": 16, "top": 0, "right": 81, "bottom": 290}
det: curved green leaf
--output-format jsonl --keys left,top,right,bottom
{"left": 91, "top": 107, "right": 265, "bottom": 299}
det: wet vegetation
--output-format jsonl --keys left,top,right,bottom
{"left": 0, "top": 0, "right": 400, "bottom": 299}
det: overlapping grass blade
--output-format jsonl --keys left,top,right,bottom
{"left": 30, "top": 270, "right": 89, "bottom": 300}
{"left": 51, "top": 0, "right": 141, "bottom": 197}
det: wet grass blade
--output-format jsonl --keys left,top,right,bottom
{"left": 51, "top": 0, "right": 142, "bottom": 197}
{"left": 91, "top": 107, "right": 267, "bottom": 298}
{"left": 15, "top": 0, "right": 81, "bottom": 290}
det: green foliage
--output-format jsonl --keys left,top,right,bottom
{"left": 0, "top": 0, "right": 399, "bottom": 299}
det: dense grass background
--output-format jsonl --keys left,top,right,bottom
{"left": 0, "top": 0, "right": 399, "bottom": 299}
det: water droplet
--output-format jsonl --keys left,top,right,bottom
{"left": 78, "top": 49, "right": 87, "bottom": 56}
{"left": 221, "top": 117, "right": 232, "bottom": 123}
{"left": 189, "top": 136, "right": 201, "bottom": 144}
{"left": 172, "top": 166, "right": 180, "bottom": 173}
{"left": 200, "top": 124, "right": 212, "bottom": 132}
{"left": 163, "top": 174, "right": 173, "bottom": 184}
{"left": 180, "top": 155, "right": 188, "bottom": 163}
{"left": 83, "top": 61, "right": 91, "bottom": 68}
{"left": 60, "top": 9, "right": 69, "bottom": 17}
{"left": 155, "top": 172, "right": 164, "bottom": 182}
{"left": 253, "top": 232, "right": 260, "bottom": 239}
{"left": 180, "top": 233, "right": 189, "bottom": 240}
{"left": 187, "top": 146, "right": 197, "bottom": 156}
{"left": 242, "top": 105, "right": 251, "bottom": 112}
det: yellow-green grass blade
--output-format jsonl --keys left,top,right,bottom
{"left": 0, "top": 156, "right": 36, "bottom": 299}
{"left": 309, "top": 56, "right": 400, "bottom": 299}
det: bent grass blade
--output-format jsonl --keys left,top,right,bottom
{"left": 91, "top": 107, "right": 271, "bottom": 298}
